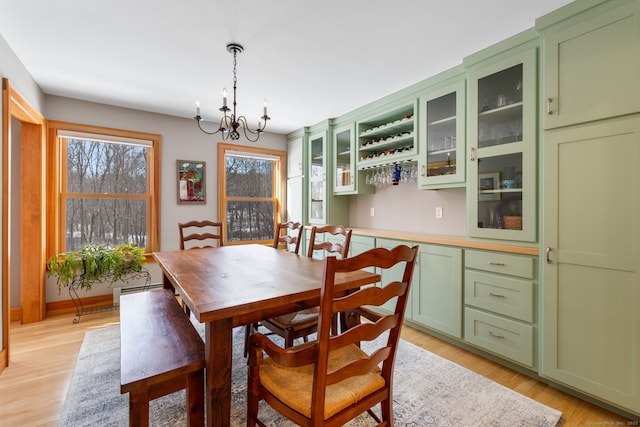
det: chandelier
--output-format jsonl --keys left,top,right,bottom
{"left": 194, "top": 43, "right": 270, "bottom": 142}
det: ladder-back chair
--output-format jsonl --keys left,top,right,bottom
{"left": 247, "top": 244, "right": 418, "bottom": 426}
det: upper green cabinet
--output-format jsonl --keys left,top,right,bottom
{"left": 466, "top": 43, "right": 538, "bottom": 243}
{"left": 308, "top": 130, "right": 327, "bottom": 224}
{"left": 306, "top": 126, "right": 349, "bottom": 226}
{"left": 332, "top": 122, "right": 373, "bottom": 195}
{"left": 333, "top": 123, "right": 355, "bottom": 193}
{"left": 418, "top": 79, "right": 466, "bottom": 189}
{"left": 536, "top": 0, "right": 640, "bottom": 129}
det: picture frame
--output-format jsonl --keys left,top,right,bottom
{"left": 177, "top": 160, "right": 206, "bottom": 204}
{"left": 478, "top": 172, "right": 501, "bottom": 201}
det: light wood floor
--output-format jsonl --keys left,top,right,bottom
{"left": 0, "top": 310, "right": 635, "bottom": 427}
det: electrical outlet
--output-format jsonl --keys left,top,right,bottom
{"left": 435, "top": 207, "right": 443, "bottom": 219}
{"left": 370, "top": 207, "right": 375, "bottom": 217}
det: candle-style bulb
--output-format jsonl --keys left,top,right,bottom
{"left": 263, "top": 99, "right": 268, "bottom": 116}
{"left": 195, "top": 100, "right": 201, "bottom": 116}
{"left": 223, "top": 88, "right": 228, "bottom": 107}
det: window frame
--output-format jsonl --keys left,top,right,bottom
{"left": 218, "top": 142, "right": 286, "bottom": 246}
{"left": 46, "top": 121, "right": 161, "bottom": 257}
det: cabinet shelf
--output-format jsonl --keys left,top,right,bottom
{"left": 359, "top": 132, "right": 415, "bottom": 152}
{"left": 359, "top": 116, "right": 414, "bottom": 138}
{"left": 428, "top": 115, "right": 456, "bottom": 127}
{"left": 358, "top": 152, "right": 416, "bottom": 169}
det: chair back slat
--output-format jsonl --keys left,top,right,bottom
{"left": 307, "top": 225, "right": 352, "bottom": 258}
{"left": 178, "top": 220, "right": 223, "bottom": 250}
{"left": 273, "top": 221, "right": 303, "bottom": 254}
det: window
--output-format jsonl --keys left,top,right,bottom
{"left": 218, "top": 143, "right": 286, "bottom": 245}
{"left": 47, "top": 121, "right": 160, "bottom": 254}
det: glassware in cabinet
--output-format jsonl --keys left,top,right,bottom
{"left": 308, "top": 131, "right": 326, "bottom": 224}
{"left": 418, "top": 79, "right": 466, "bottom": 189}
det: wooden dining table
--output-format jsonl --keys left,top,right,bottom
{"left": 153, "top": 244, "right": 381, "bottom": 427}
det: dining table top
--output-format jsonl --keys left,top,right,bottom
{"left": 153, "top": 243, "right": 381, "bottom": 326}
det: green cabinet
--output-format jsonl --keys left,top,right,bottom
{"left": 412, "top": 244, "right": 463, "bottom": 338}
{"left": 538, "top": 1, "right": 640, "bottom": 416}
{"left": 333, "top": 123, "right": 356, "bottom": 193}
{"left": 536, "top": 0, "right": 640, "bottom": 129}
{"left": 308, "top": 130, "right": 326, "bottom": 225}
{"left": 333, "top": 122, "right": 373, "bottom": 195}
{"left": 464, "top": 249, "right": 537, "bottom": 368}
{"left": 466, "top": 45, "right": 538, "bottom": 242}
{"left": 541, "top": 117, "right": 640, "bottom": 413}
{"left": 305, "top": 126, "right": 349, "bottom": 226}
{"left": 375, "top": 238, "right": 415, "bottom": 316}
{"left": 418, "top": 79, "right": 466, "bottom": 189}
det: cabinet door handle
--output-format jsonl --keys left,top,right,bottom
{"left": 487, "top": 261, "right": 505, "bottom": 266}
{"left": 488, "top": 292, "right": 506, "bottom": 298}
{"left": 488, "top": 331, "right": 505, "bottom": 340}
{"left": 546, "top": 247, "right": 552, "bottom": 264}
{"left": 469, "top": 147, "right": 476, "bottom": 161}
{"left": 547, "top": 97, "right": 554, "bottom": 115}
{"left": 421, "top": 164, "right": 426, "bottom": 177}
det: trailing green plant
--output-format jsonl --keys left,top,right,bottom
{"left": 47, "top": 243, "right": 146, "bottom": 293}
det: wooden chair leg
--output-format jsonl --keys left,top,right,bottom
{"left": 186, "top": 370, "right": 205, "bottom": 427}
{"left": 247, "top": 361, "right": 260, "bottom": 427}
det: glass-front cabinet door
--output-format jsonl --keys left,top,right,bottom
{"left": 308, "top": 130, "right": 327, "bottom": 224}
{"left": 418, "top": 79, "right": 466, "bottom": 189}
{"left": 467, "top": 48, "right": 537, "bottom": 242}
{"left": 333, "top": 124, "right": 354, "bottom": 193}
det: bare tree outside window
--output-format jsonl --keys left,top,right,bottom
{"left": 63, "top": 138, "right": 149, "bottom": 251}
{"left": 225, "top": 155, "right": 275, "bottom": 242}
{"left": 219, "top": 144, "right": 285, "bottom": 245}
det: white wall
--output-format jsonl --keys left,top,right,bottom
{"left": 44, "top": 95, "right": 287, "bottom": 301}
{"left": 349, "top": 185, "right": 467, "bottom": 236}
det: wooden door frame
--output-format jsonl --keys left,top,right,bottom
{"left": 1, "top": 78, "right": 46, "bottom": 369}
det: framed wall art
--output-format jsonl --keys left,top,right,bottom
{"left": 177, "top": 160, "right": 206, "bottom": 204}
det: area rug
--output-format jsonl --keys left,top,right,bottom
{"left": 58, "top": 324, "right": 562, "bottom": 426}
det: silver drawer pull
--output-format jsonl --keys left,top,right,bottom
{"left": 488, "top": 292, "right": 505, "bottom": 298}
{"left": 488, "top": 331, "right": 505, "bottom": 339}
{"left": 487, "top": 261, "right": 505, "bottom": 266}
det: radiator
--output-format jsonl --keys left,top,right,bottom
{"left": 112, "top": 282, "right": 163, "bottom": 305}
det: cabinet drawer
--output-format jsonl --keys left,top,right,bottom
{"left": 464, "top": 270, "right": 534, "bottom": 322}
{"left": 464, "top": 307, "right": 534, "bottom": 367}
{"left": 465, "top": 249, "right": 535, "bottom": 279}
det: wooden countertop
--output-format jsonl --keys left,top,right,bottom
{"left": 347, "top": 228, "right": 540, "bottom": 256}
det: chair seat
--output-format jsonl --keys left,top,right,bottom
{"left": 268, "top": 307, "right": 320, "bottom": 331}
{"left": 260, "top": 343, "right": 384, "bottom": 419}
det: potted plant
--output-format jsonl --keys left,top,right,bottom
{"left": 47, "top": 243, "right": 146, "bottom": 293}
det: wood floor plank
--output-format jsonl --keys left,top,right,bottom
{"left": 0, "top": 309, "right": 634, "bottom": 426}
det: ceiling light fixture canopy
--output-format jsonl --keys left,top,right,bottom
{"left": 194, "top": 43, "right": 270, "bottom": 142}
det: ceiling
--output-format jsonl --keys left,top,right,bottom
{"left": 0, "top": 0, "right": 573, "bottom": 135}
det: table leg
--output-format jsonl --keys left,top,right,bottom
{"left": 205, "top": 318, "right": 233, "bottom": 427}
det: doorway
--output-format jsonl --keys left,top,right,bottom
{"left": 1, "top": 78, "right": 46, "bottom": 369}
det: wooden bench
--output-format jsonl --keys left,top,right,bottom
{"left": 120, "top": 288, "right": 205, "bottom": 427}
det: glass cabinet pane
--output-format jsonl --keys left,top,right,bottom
{"left": 426, "top": 92, "right": 458, "bottom": 177}
{"left": 477, "top": 152, "right": 523, "bottom": 230}
{"left": 309, "top": 134, "right": 325, "bottom": 222}
{"left": 334, "top": 127, "right": 352, "bottom": 189}
{"left": 477, "top": 64, "right": 523, "bottom": 149}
